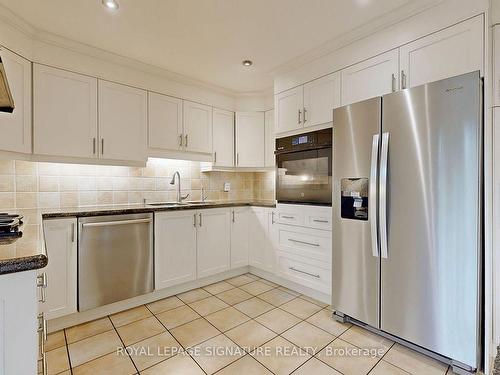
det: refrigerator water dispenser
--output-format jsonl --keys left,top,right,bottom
{"left": 340, "top": 178, "right": 368, "bottom": 220}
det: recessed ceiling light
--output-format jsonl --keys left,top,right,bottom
{"left": 242, "top": 60, "right": 253, "bottom": 66}
{"left": 102, "top": 0, "right": 119, "bottom": 10}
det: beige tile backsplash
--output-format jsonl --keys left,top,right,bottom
{"left": 0, "top": 158, "right": 275, "bottom": 211}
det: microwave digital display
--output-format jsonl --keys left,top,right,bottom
{"left": 292, "top": 135, "right": 308, "bottom": 146}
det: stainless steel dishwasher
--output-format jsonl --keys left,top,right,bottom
{"left": 78, "top": 213, "right": 154, "bottom": 311}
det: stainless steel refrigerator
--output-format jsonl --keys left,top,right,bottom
{"left": 332, "top": 71, "right": 482, "bottom": 374}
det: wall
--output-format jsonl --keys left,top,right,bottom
{"left": 0, "top": 158, "right": 274, "bottom": 211}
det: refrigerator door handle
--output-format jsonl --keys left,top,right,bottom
{"left": 369, "top": 134, "right": 380, "bottom": 257}
{"left": 380, "top": 132, "right": 390, "bottom": 259}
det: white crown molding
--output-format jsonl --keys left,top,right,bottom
{"left": 270, "top": 0, "right": 444, "bottom": 77}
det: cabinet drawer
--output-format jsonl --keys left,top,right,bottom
{"left": 276, "top": 251, "right": 331, "bottom": 294}
{"left": 277, "top": 211, "right": 302, "bottom": 226}
{"left": 278, "top": 225, "right": 331, "bottom": 261}
{"left": 304, "top": 212, "right": 332, "bottom": 230}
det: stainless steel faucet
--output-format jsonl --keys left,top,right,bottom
{"left": 170, "top": 171, "right": 189, "bottom": 203}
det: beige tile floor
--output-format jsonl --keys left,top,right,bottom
{"left": 43, "top": 273, "right": 454, "bottom": 375}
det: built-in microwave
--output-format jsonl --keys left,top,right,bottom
{"left": 275, "top": 128, "right": 332, "bottom": 206}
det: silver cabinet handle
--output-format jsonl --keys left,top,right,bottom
{"left": 303, "top": 108, "right": 307, "bottom": 123}
{"left": 71, "top": 222, "right": 75, "bottom": 242}
{"left": 199, "top": 213, "right": 202, "bottom": 227}
{"left": 369, "top": 134, "right": 380, "bottom": 258}
{"left": 313, "top": 219, "right": 329, "bottom": 223}
{"left": 391, "top": 74, "right": 396, "bottom": 92}
{"left": 379, "top": 132, "right": 389, "bottom": 259}
{"left": 37, "top": 273, "right": 47, "bottom": 303}
{"left": 288, "top": 238, "right": 320, "bottom": 247}
{"left": 281, "top": 215, "right": 294, "bottom": 219}
{"left": 236, "top": 153, "right": 239, "bottom": 166}
{"left": 82, "top": 218, "right": 151, "bottom": 227}
{"left": 401, "top": 70, "right": 407, "bottom": 89}
{"left": 179, "top": 134, "right": 183, "bottom": 147}
{"left": 193, "top": 213, "right": 197, "bottom": 227}
{"left": 271, "top": 211, "right": 275, "bottom": 224}
{"left": 214, "top": 151, "right": 217, "bottom": 164}
{"left": 185, "top": 134, "right": 188, "bottom": 147}
{"left": 101, "top": 138, "right": 104, "bottom": 155}
{"left": 298, "top": 109, "right": 302, "bottom": 124}
{"left": 232, "top": 210, "right": 235, "bottom": 223}
{"left": 289, "top": 267, "right": 320, "bottom": 278}
{"left": 93, "top": 137, "right": 96, "bottom": 154}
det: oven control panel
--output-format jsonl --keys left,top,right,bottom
{"left": 275, "top": 128, "right": 332, "bottom": 154}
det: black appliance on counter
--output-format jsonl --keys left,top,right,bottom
{"left": 275, "top": 128, "right": 332, "bottom": 206}
{"left": 0, "top": 213, "right": 23, "bottom": 244}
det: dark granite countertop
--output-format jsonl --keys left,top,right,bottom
{"left": 41, "top": 200, "right": 276, "bottom": 219}
{"left": 0, "top": 214, "right": 47, "bottom": 275}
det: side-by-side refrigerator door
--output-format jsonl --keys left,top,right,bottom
{"left": 332, "top": 97, "right": 381, "bottom": 328}
{"left": 380, "top": 72, "right": 481, "bottom": 369}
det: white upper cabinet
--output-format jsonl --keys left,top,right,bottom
{"left": 183, "top": 100, "right": 212, "bottom": 154}
{"left": 275, "top": 86, "right": 303, "bottom": 134}
{"left": 235, "top": 111, "right": 265, "bottom": 167}
{"left": 264, "top": 109, "right": 275, "bottom": 168}
{"left": 341, "top": 49, "right": 399, "bottom": 106}
{"left": 230, "top": 207, "right": 249, "bottom": 269}
{"left": 0, "top": 49, "right": 31, "bottom": 154}
{"left": 34, "top": 64, "right": 98, "bottom": 158}
{"left": 303, "top": 72, "right": 341, "bottom": 127}
{"left": 40, "top": 218, "right": 77, "bottom": 320}
{"left": 148, "top": 92, "right": 183, "bottom": 152}
{"left": 212, "top": 108, "right": 234, "bottom": 167}
{"left": 155, "top": 211, "right": 197, "bottom": 289}
{"left": 197, "top": 208, "right": 231, "bottom": 278}
{"left": 98, "top": 80, "right": 147, "bottom": 163}
{"left": 400, "top": 15, "right": 483, "bottom": 89}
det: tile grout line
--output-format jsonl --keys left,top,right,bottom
{"left": 107, "top": 313, "right": 141, "bottom": 375}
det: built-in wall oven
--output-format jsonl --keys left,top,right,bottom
{"left": 275, "top": 128, "right": 332, "bottom": 206}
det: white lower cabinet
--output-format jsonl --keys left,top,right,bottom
{"left": 230, "top": 207, "right": 250, "bottom": 268}
{"left": 248, "top": 207, "right": 275, "bottom": 273}
{"left": 155, "top": 211, "right": 197, "bottom": 289}
{"left": 40, "top": 218, "right": 77, "bottom": 320}
{"left": 197, "top": 208, "right": 231, "bottom": 278}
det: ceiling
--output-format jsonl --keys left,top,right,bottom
{"left": 0, "top": 0, "right": 425, "bottom": 94}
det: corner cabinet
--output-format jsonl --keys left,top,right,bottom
{"left": 183, "top": 100, "right": 213, "bottom": 154}
{"left": 34, "top": 64, "right": 98, "bottom": 159}
{"left": 341, "top": 49, "right": 399, "bottom": 106}
{"left": 197, "top": 208, "right": 231, "bottom": 278}
{"left": 400, "top": 15, "right": 483, "bottom": 89}
{"left": 154, "top": 211, "right": 197, "bottom": 289}
{"left": 40, "top": 218, "right": 77, "bottom": 320}
{"left": 98, "top": 80, "right": 147, "bottom": 163}
{"left": 235, "top": 111, "right": 265, "bottom": 167}
{"left": 212, "top": 108, "right": 234, "bottom": 167}
{"left": 148, "top": 92, "right": 183, "bottom": 152}
{"left": 0, "top": 49, "right": 31, "bottom": 154}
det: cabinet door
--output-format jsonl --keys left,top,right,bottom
{"left": 230, "top": 207, "right": 249, "bottom": 268}
{"left": 275, "top": 86, "right": 303, "bottom": 134}
{"left": 341, "top": 49, "right": 399, "bottom": 106}
{"left": 235, "top": 111, "right": 265, "bottom": 167}
{"left": 197, "top": 208, "right": 231, "bottom": 278}
{"left": 248, "top": 208, "right": 274, "bottom": 273}
{"left": 155, "top": 211, "right": 197, "bottom": 289}
{"left": 34, "top": 65, "right": 97, "bottom": 158}
{"left": 264, "top": 110, "right": 275, "bottom": 167}
{"left": 98, "top": 80, "right": 147, "bottom": 162}
{"left": 183, "top": 100, "right": 212, "bottom": 154}
{"left": 0, "top": 49, "right": 31, "bottom": 154}
{"left": 400, "top": 15, "right": 483, "bottom": 89}
{"left": 303, "top": 72, "right": 340, "bottom": 127}
{"left": 148, "top": 92, "right": 183, "bottom": 151}
{"left": 212, "top": 108, "right": 234, "bottom": 167}
{"left": 40, "top": 218, "right": 77, "bottom": 320}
